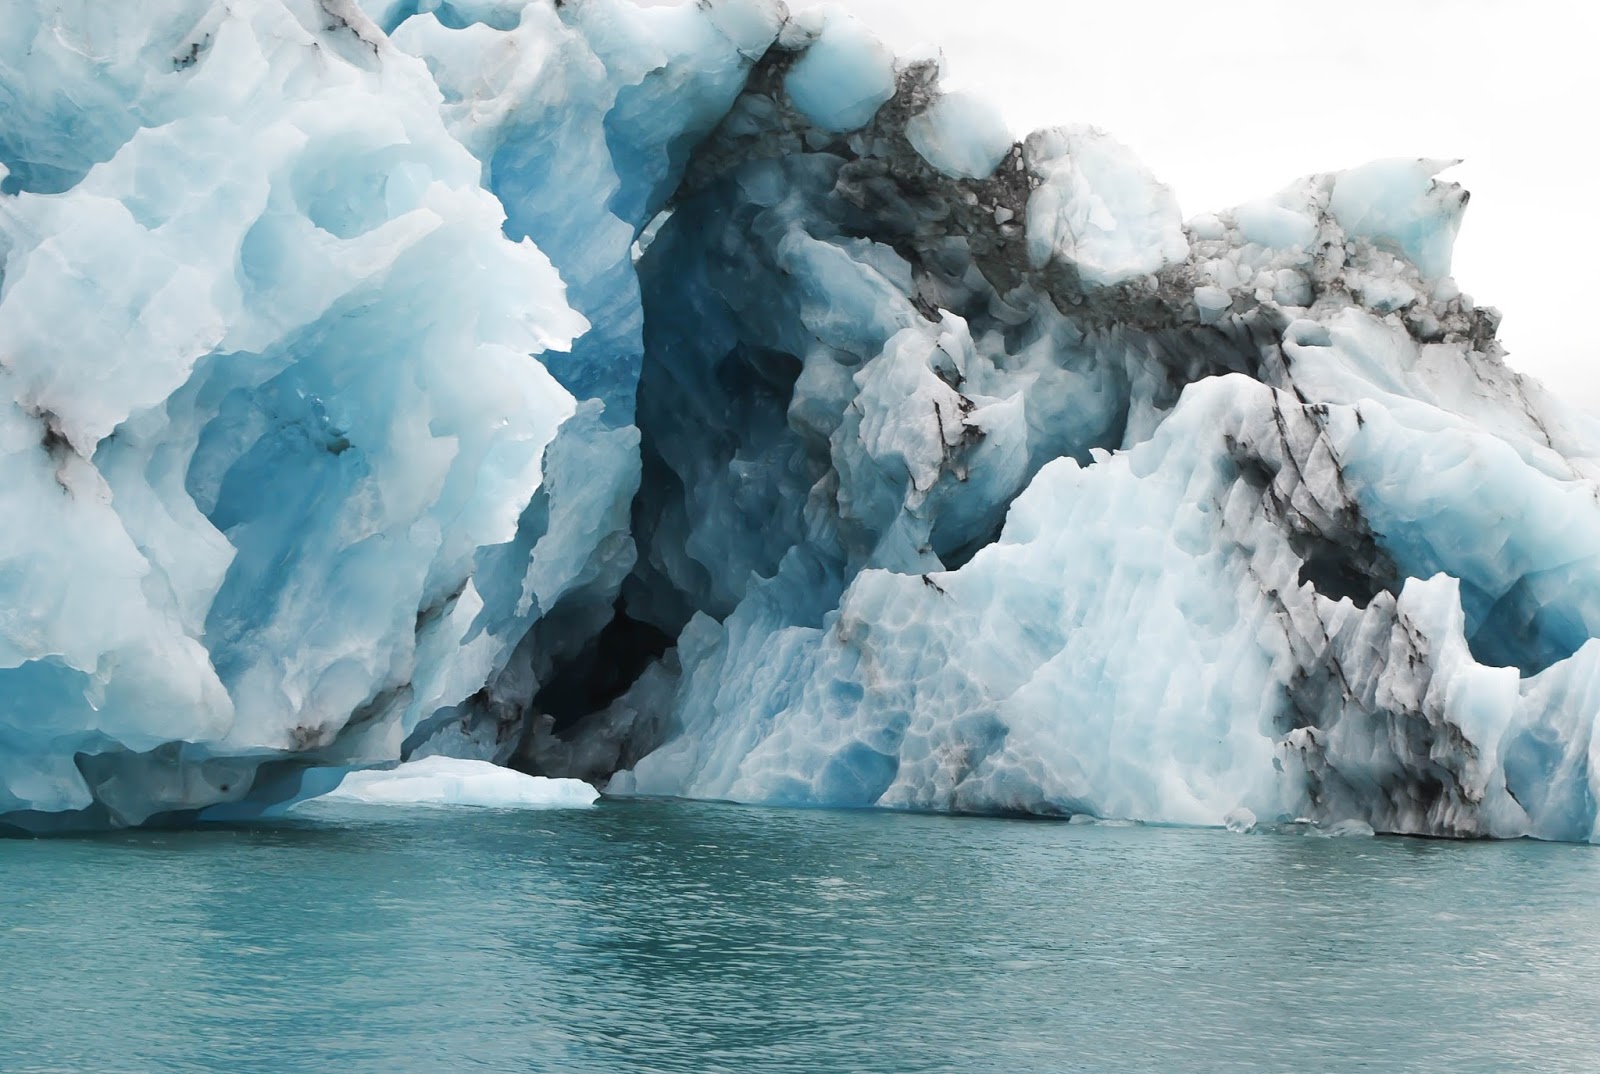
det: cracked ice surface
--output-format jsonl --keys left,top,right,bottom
{"left": 5, "top": 0, "right": 1600, "bottom": 841}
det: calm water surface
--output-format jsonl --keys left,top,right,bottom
{"left": 3, "top": 799, "right": 1598, "bottom": 1073}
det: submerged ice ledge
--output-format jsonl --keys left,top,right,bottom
{"left": 2, "top": 0, "right": 1599, "bottom": 842}
{"left": 304, "top": 756, "right": 598, "bottom": 810}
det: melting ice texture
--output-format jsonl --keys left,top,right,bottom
{"left": 2, "top": 0, "right": 1599, "bottom": 840}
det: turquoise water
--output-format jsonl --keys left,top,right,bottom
{"left": 3, "top": 801, "right": 1599, "bottom": 1074}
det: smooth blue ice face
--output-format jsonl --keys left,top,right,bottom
{"left": 905, "top": 91, "right": 1013, "bottom": 180}
{"left": 4, "top": 0, "right": 1600, "bottom": 841}
{"left": 782, "top": 11, "right": 895, "bottom": 133}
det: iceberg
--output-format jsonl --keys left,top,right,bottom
{"left": 4, "top": 0, "right": 1600, "bottom": 842}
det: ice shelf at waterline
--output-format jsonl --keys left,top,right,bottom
{"left": 308, "top": 756, "right": 598, "bottom": 809}
{"left": 3, "top": 0, "right": 1599, "bottom": 840}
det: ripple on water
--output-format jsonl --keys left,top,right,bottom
{"left": 1, "top": 802, "right": 1598, "bottom": 1074}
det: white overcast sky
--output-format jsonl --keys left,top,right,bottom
{"left": 787, "top": 0, "right": 1600, "bottom": 410}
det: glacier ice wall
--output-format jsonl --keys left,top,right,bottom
{"left": 4, "top": 0, "right": 1600, "bottom": 840}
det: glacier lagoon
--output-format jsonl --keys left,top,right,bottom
{"left": 5, "top": 1, "right": 1597, "bottom": 1068}
{"left": 5, "top": 801, "right": 1600, "bottom": 1074}
{"left": 5, "top": 0, "right": 1599, "bottom": 1067}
